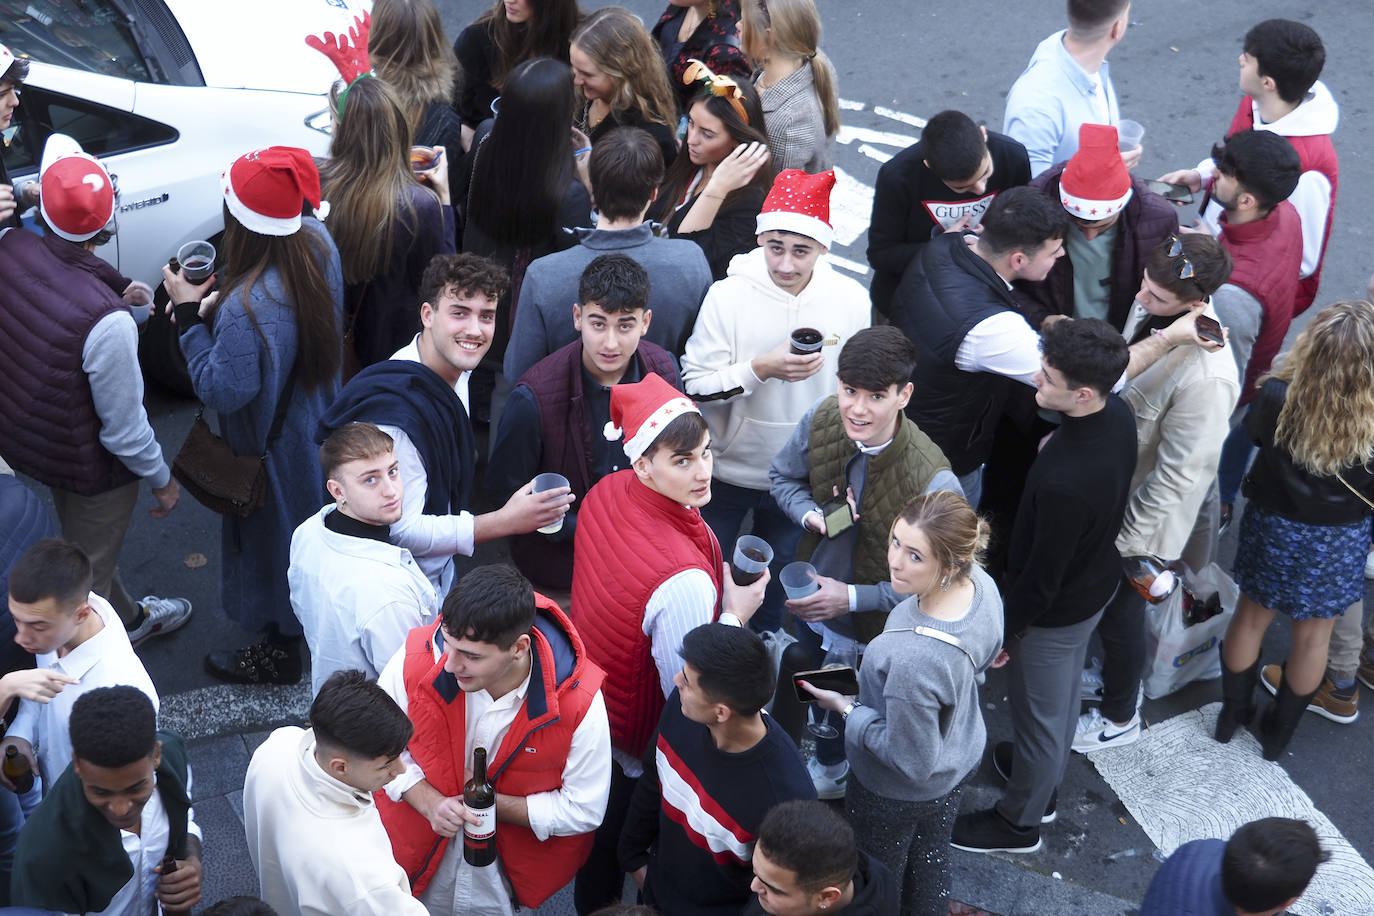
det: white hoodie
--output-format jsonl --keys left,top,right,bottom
{"left": 681, "top": 248, "right": 870, "bottom": 490}
{"left": 1198, "top": 80, "right": 1340, "bottom": 278}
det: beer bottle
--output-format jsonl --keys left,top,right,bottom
{"left": 463, "top": 747, "right": 497, "bottom": 867}
{"left": 3, "top": 746, "right": 33, "bottom": 794}
{"left": 160, "top": 853, "right": 178, "bottom": 875}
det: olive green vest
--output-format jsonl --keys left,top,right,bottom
{"left": 798, "top": 396, "right": 952, "bottom": 641}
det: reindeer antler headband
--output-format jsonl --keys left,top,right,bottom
{"left": 306, "top": 10, "right": 373, "bottom": 120}
{"left": 682, "top": 59, "right": 750, "bottom": 126}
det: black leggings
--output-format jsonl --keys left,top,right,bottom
{"left": 845, "top": 771, "right": 964, "bottom": 916}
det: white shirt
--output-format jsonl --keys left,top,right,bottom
{"left": 955, "top": 311, "right": 1128, "bottom": 393}
{"left": 376, "top": 425, "right": 475, "bottom": 597}
{"left": 377, "top": 636, "right": 611, "bottom": 916}
{"left": 392, "top": 334, "right": 471, "bottom": 414}
{"left": 288, "top": 506, "right": 439, "bottom": 696}
{"left": 68, "top": 771, "right": 204, "bottom": 916}
{"left": 9, "top": 593, "right": 159, "bottom": 787}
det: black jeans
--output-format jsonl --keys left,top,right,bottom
{"left": 572, "top": 759, "right": 636, "bottom": 913}
{"left": 1098, "top": 574, "right": 1147, "bottom": 723}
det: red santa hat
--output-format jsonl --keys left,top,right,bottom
{"left": 603, "top": 373, "right": 701, "bottom": 464}
{"left": 39, "top": 134, "right": 116, "bottom": 243}
{"left": 221, "top": 146, "right": 329, "bottom": 237}
{"left": 755, "top": 169, "right": 835, "bottom": 249}
{"left": 1059, "top": 124, "right": 1134, "bottom": 220}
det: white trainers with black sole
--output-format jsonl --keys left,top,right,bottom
{"left": 1070, "top": 708, "right": 1141, "bottom": 753}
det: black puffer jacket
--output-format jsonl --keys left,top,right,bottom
{"left": 1014, "top": 164, "right": 1180, "bottom": 331}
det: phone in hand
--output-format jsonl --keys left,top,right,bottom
{"left": 1195, "top": 314, "right": 1224, "bottom": 347}
{"left": 793, "top": 666, "right": 860, "bottom": 703}
{"left": 1142, "top": 178, "right": 1196, "bottom": 205}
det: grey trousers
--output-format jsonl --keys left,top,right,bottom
{"left": 50, "top": 481, "right": 141, "bottom": 626}
{"left": 997, "top": 603, "right": 1107, "bottom": 828}
{"left": 1328, "top": 600, "right": 1374, "bottom": 680}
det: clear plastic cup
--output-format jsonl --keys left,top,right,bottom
{"left": 780, "top": 561, "right": 820, "bottom": 599}
{"left": 533, "top": 473, "right": 570, "bottom": 535}
{"left": 1117, "top": 119, "right": 1145, "bottom": 151}
{"left": 731, "top": 535, "right": 773, "bottom": 586}
{"left": 177, "top": 240, "right": 215, "bottom": 283}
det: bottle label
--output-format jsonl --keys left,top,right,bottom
{"left": 465, "top": 806, "right": 496, "bottom": 841}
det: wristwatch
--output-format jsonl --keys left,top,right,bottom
{"left": 840, "top": 700, "right": 861, "bottom": 720}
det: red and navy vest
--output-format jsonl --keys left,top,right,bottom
{"left": 570, "top": 470, "right": 722, "bottom": 758}
{"left": 0, "top": 230, "right": 138, "bottom": 495}
{"left": 510, "top": 340, "right": 681, "bottom": 589}
{"left": 374, "top": 596, "right": 604, "bottom": 908}
{"left": 1217, "top": 202, "right": 1302, "bottom": 405}
{"left": 1227, "top": 96, "right": 1338, "bottom": 316}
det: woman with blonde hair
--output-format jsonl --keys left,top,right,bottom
{"left": 318, "top": 76, "right": 454, "bottom": 369}
{"left": 1216, "top": 299, "right": 1374, "bottom": 760}
{"left": 740, "top": 0, "right": 839, "bottom": 173}
{"left": 369, "top": 0, "right": 465, "bottom": 196}
{"left": 803, "top": 490, "right": 1003, "bottom": 916}
{"left": 570, "top": 7, "right": 679, "bottom": 167}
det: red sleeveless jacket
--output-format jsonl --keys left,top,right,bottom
{"left": 1227, "top": 96, "right": 1338, "bottom": 316}
{"left": 570, "top": 470, "right": 722, "bottom": 758}
{"left": 1217, "top": 202, "right": 1302, "bottom": 405}
{"left": 374, "top": 595, "right": 604, "bottom": 907}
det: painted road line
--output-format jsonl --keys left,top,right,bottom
{"left": 1089, "top": 703, "right": 1373, "bottom": 916}
{"left": 838, "top": 97, "right": 866, "bottom": 111}
{"left": 836, "top": 124, "right": 918, "bottom": 150}
{"left": 858, "top": 143, "right": 893, "bottom": 164}
{"left": 828, "top": 253, "right": 871, "bottom": 277}
{"left": 830, "top": 166, "right": 875, "bottom": 247}
{"left": 874, "top": 105, "right": 927, "bottom": 129}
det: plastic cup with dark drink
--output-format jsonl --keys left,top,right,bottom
{"left": 177, "top": 240, "right": 215, "bottom": 284}
{"left": 790, "top": 327, "right": 824, "bottom": 356}
{"left": 532, "top": 472, "right": 571, "bottom": 535}
{"left": 780, "top": 561, "right": 820, "bottom": 599}
{"left": 731, "top": 535, "right": 773, "bottom": 586}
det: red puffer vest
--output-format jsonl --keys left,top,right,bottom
{"left": 570, "top": 469, "right": 722, "bottom": 758}
{"left": 1217, "top": 202, "right": 1302, "bottom": 405}
{"left": 1227, "top": 96, "right": 1338, "bottom": 316}
{"left": 374, "top": 596, "right": 604, "bottom": 907}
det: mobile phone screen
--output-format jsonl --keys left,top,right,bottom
{"left": 793, "top": 667, "right": 860, "bottom": 702}
{"left": 1195, "top": 315, "right": 1224, "bottom": 346}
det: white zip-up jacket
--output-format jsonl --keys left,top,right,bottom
{"left": 681, "top": 248, "right": 870, "bottom": 490}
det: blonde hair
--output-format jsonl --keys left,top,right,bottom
{"left": 1268, "top": 300, "right": 1374, "bottom": 477}
{"left": 320, "top": 77, "right": 424, "bottom": 284}
{"left": 892, "top": 490, "right": 990, "bottom": 582}
{"left": 369, "top": 0, "right": 459, "bottom": 137}
{"left": 571, "top": 7, "right": 677, "bottom": 130}
{"left": 319, "top": 422, "right": 396, "bottom": 479}
{"left": 740, "top": 0, "right": 840, "bottom": 137}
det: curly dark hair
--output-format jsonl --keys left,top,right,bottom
{"left": 70, "top": 686, "right": 157, "bottom": 769}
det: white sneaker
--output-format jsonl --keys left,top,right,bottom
{"left": 1071, "top": 708, "right": 1141, "bottom": 754}
{"left": 1365, "top": 546, "right": 1374, "bottom": 580}
{"left": 807, "top": 756, "right": 849, "bottom": 800}
{"left": 128, "top": 596, "right": 193, "bottom": 647}
{"left": 1080, "top": 657, "right": 1105, "bottom": 703}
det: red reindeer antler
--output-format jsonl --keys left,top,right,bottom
{"left": 305, "top": 10, "right": 372, "bottom": 84}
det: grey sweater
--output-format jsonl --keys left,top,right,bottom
{"left": 844, "top": 565, "right": 1004, "bottom": 802}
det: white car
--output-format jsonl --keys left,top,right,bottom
{"left": 2, "top": 0, "right": 368, "bottom": 389}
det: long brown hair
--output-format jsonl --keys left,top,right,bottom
{"left": 740, "top": 0, "right": 840, "bottom": 136}
{"left": 318, "top": 77, "right": 425, "bottom": 285}
{"left": 369, "top": 0, "right": 459, "bottom": 136}
{"left": 214, "top": 207, "right": 341, "bottom": 392}
{"left": 478, "top": 0, "right": 582, "bottom": 87}
{"left": 571, "top": 7, "right": 677, "bottom": 129}
{"left": 651, "top": 80, "right": 771, "bottom": 222}
{"left": 1268, "top": 300, "right": 1374, "bottom": 476}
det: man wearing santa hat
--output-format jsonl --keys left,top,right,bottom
{"left": 0, "top": 43, "right": 32, "bottom": 229}
{"left": 1015, "top": 122, "right": 1178, "bottom": 331}
{"left": 0, "top": 134, "right": 191, "bottom": 647}
{"left": 567, "top": 372, "right": 768, "bottom": 913}
{"left": 681, "top": 169, "right": 869, "bottom": 634}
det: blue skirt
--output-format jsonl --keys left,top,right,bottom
{"left": 1234, "top": 504, "right": 1369, "bottom": 620}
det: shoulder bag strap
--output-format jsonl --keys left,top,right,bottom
{"left": 881, "top": 626, "right": 977, "bottom": 668}
{"left": 261, "top": 364, "right": 298, "bottom": 457}
{"left": 1334, "top": 470, "right": 1374, "bottom": 512}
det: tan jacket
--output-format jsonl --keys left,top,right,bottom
{"left": 1116, "top": 300, "right": 1239, "bottom": 558}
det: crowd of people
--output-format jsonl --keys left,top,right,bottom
{"left": 0, "top": 0, "right": 1363, "bottom": 913}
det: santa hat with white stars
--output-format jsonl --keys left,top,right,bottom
{"left": 604, "top": 373, "right": 701, "bottom": 463}
{"left": 755, "top": 168, "right": 836, "bottom": 249}
{"left": 1059, "top": 123, "right": 1133, "bottom": 220}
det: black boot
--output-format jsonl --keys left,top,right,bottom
{"left": 204, "top": 628, "right": 303, "bottom": 686}
{"left": 1215, "top": 646, "right": 1260, "bottom": 743}
{"left": 1260, "top": 671, "right": 1317, "bottom": 761}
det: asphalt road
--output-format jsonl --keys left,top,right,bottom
{"left": 87, "top": 0, "right": 1374, "bottom": 911}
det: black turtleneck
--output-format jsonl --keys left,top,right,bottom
{"left": 323, "top": 508, "right": 390, "bottom": 543}
{"left": 1004, "top": 394, "right": 1137, "bottom": 636}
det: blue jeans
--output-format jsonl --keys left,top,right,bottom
{"left": 0, "top": 777, "right": 40, "bottom": 905}
{"left": 701, "top": 481, "right": 802, "bottom": 633}
{"left": 1217, "top": 412, "right": 1253, "bottom": 505}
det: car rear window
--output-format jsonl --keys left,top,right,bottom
{"left": 0, "top": 0, "right": 151, "bottom": 82}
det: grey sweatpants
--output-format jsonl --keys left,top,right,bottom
{"left": 997, "top": 604, "right": 1106, "bottom": 828}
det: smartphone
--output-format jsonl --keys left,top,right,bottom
{"left": 819, "top": 498, "right": 855, "bottom": 539}
{"left": 1195, "top": 314, "right": 1225, "bottom": 347}
{"left": 793, "top": 666, "right": 860, "bottom": 703}
{"left": 1142, "top": 178, "right": 1196, "bottom": 205}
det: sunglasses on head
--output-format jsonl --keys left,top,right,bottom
{"left": 1166, "top": 235, "right": 1195, "bottom": 280}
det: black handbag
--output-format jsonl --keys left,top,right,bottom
{"left": 173, "top": 369, "right": 297, "bottom": 518}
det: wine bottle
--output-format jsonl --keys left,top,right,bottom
{"left": 463, "top": 747, "right": 496, "bottom": 867}
{"left": 3, "top": 746, "right": 32, "bottom": 794}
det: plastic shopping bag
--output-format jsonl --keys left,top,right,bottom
{"left": 1143, "top": 562, "right": 1239, "bottom": 699}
